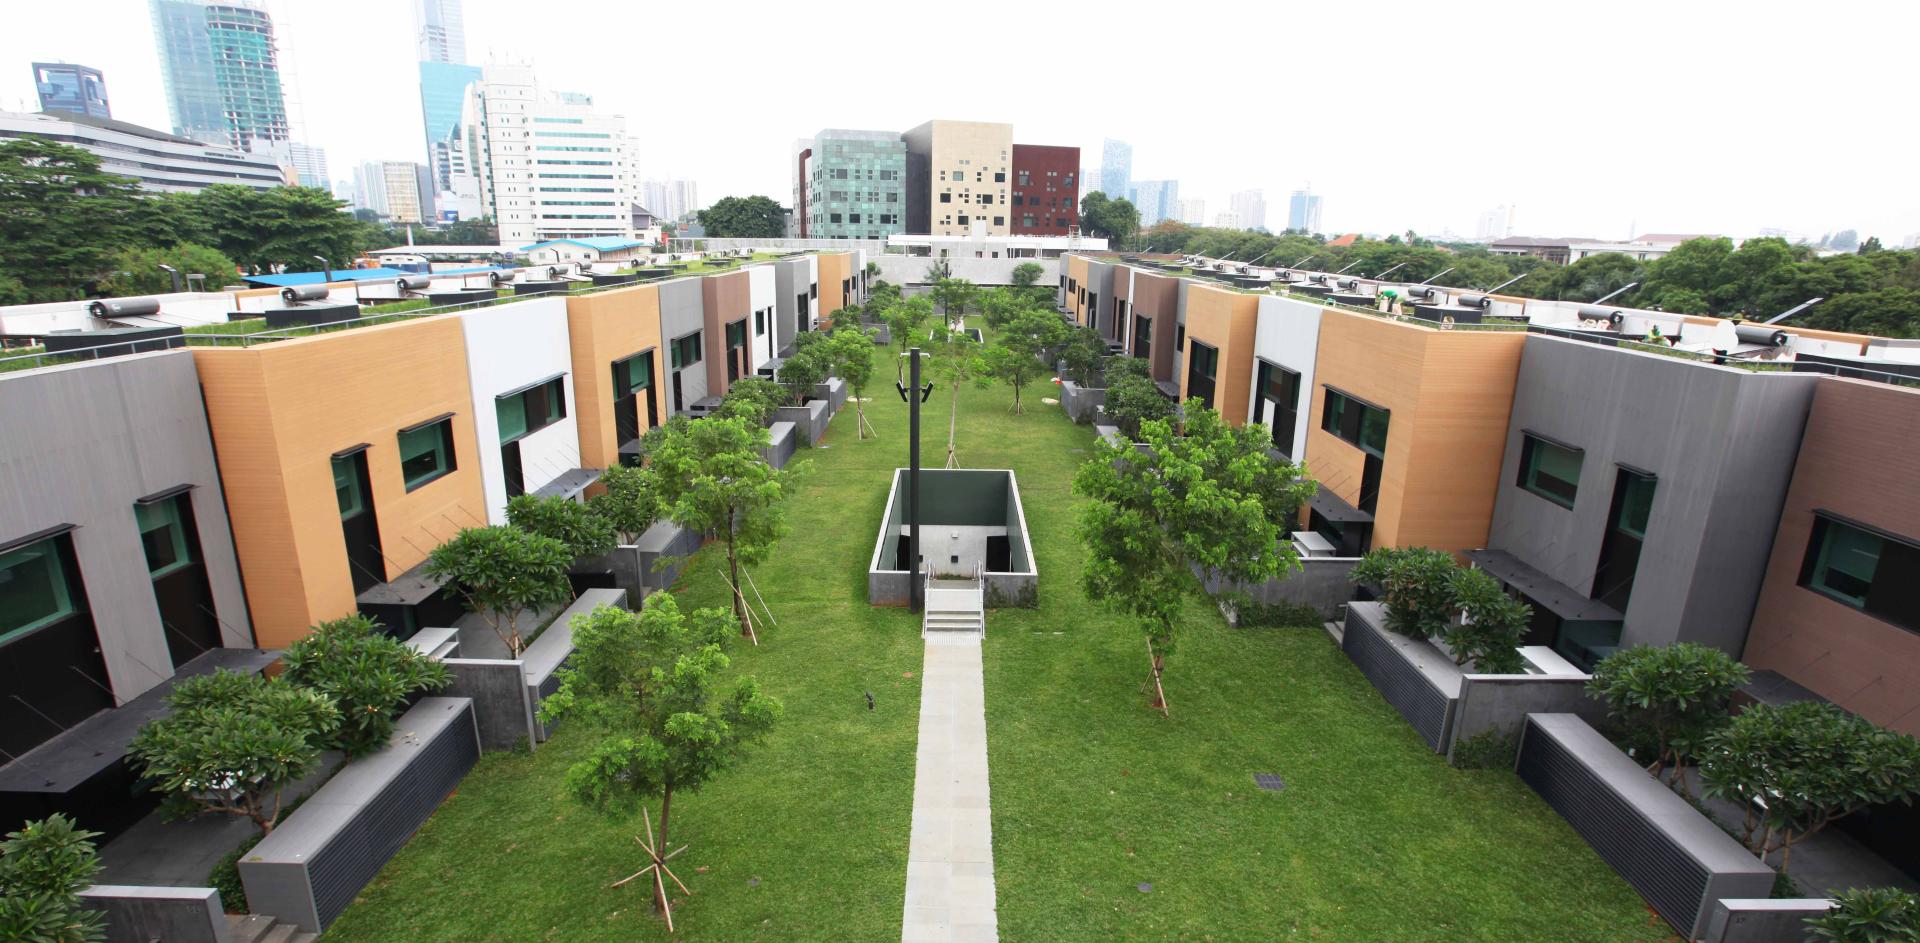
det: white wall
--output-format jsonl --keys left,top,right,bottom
{"left": 804, "top": 255, "right": 820, "bottom": 328}
{"left": 458, "top": 296, "right": 581, "bottom": 523}
{"left": 1248, "top": 295, "right": 1324, "bottom": 456}
{"left": 0, "top": 292, "right": 239, "bottom": 335}
{"left": 747, "top": 264, "right": 776, "bottom": 369}
{"left": 871, "top": 256, "right": 1061, "bottom": 287}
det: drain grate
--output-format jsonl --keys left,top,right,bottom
{"left": 1252, "top": 773, "right": 1286, "bottom": 792}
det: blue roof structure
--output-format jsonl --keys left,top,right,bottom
{"left": 240, "top": 267, "right": 411, "bottom": 288}
{"left": 517, "top": 237, "right": 651, "bottom": 253}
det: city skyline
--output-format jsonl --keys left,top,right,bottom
{"left": 2, "top": 0, "right": 1915, "bottom": 241}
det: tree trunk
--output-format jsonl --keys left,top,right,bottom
{"left": 653, "top": 787, "right": 674, "bottom": 913}
{"left": 1011, "top": 383, "right": 1022, "bottom": 415}
{"left": 726, "top": 527, "right": 749, "bottom": 635}
{"left": 946, "top": 380, "right": 959, "bottom": 468}
{"left": 1145, "top": 640, "right": 1169, "bottom": 717}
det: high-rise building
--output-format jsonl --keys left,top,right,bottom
{"left": 31, "top": 63, "right": 110, "bottom": 119}
{"left": 1129, "top": 179, "right": 1179, "bottom": 226}
{"left": 1214, "top": 210, "right": 1243, "bottom": 230}
{"left": 419, "top": 62, "right": 483, "bottom": 200}
{"left": 1080, "top": 166, "right": 1099, "bottom": 202}
{"left": 149, "top": 0, "right": 290, "bottom": 152}
{"left": 350, "top": 160, "right": 427, "bottom": 222}
{"left": 1099, "top": 139, "right": 1131, "bottom": 201}
{"left": 287, "top": 141, "right": 328, "bottom": 189}
{"left": 795, "top": 129, "right": 907, "bottom": 240}
{"left": 1009, "top": 143, "right": 1080, "bottom": 236}
{"left": 415, "top": 0, "right": 467, "bottom": 64}
{"left": 1474, "top": 204, "right": 1517, "bottom": 242}
{"left": 0, "top": 109, "right": 285, "bottom": 192}
{"left": 465, "top": 63, "right": 643, "bottom": 244}
{"left": 642, "top": 179, "right": 700, "bottom": 223}
{"left": 1287, "top": 188, "right": 1323, "bottom": 233}
{"left": 1229, "top": 189, "right": 1267, "bottom": 232}
{"left": 903, "top": 120, "right": 1013, "bottom": 237}
{"left": 1177, "top": 198, "right": 1206, "bottom": 226}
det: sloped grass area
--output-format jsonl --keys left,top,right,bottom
{"left": 323, "top": 328, "right": 1674, "bottom": 942}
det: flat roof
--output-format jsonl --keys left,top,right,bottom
{"left": 240, "top": 267, "right": 411, "bottom": 287}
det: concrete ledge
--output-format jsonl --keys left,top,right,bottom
{"left": 80, "top": 885, "right": 228, "bottom": 943}
{"left": 763, "top": 421, "right": 797, "bottom": 469}
{"left": 1449, "top": 672, "right": 1603, "bottom": 765}
{"left": 1698, "top": 898, "right": 1833, "bottom": 943}
{"left": 1341, "top": 602, "right": 1461, "bottom": 752}
{"left": 441, "top": 658, "right": 533, "bottom": 752}
{"left": 814, "top": 376, "right": 847, "bottom": 414}
{"left": 636, "top": 519, "right": 702, "bottom": 594}
{"left": 524, "top": 588, "right": 626, "bottom": 742}
{"left": 774, "top": 399, "right": 830, "bottom": 445}
{"left": 1059, "top": 380, "right": 1106, "bottom": 424}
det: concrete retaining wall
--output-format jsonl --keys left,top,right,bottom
{"left": 441, "top": 658, "right": 534, "bottom": 752}
{"left": 984, "top": 573, "right": 1037, "bottom": 608}
{"left": 524, "top": 588, "right": 626, "bottom": 742}
{"left": 80, "top": 885, "right": 227, "bottom": 943}
{"left": 637, "top": 520, "right": 702, "bottom": 593}
{"left": 1207, "top": 555, "right": 1360, "bottom": 622}
{"left": 1698, "top": 898, "right": 1832, "bottom": 943}
{"left": 1449, "top": 672, "right": 1606, "bottom": 764}
{"left": 775, "top": 399, "right": 830, "bottom": 445}
{"left": 1341, "top": 602, "right": 1461, "bottom": 752}
{"left": 815, "top": 376, "right": 847, "bottom": 414}
{"left": 764, "top": 421, "right": 798, "bottom": 469}
{"left": 1060, "top": 380, "right": 1106, "bottom": 424}
{"left": 870, "top": 570, "right": 910, "bottom": 607}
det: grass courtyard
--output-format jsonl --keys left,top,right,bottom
{"left": 323, "top": 329, "right": 1677, "bottom": 942}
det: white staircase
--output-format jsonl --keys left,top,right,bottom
{"left": 923, "top": 567, "right": 985, "bottom": 636}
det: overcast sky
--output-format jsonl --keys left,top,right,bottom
{"left": 3, "top": 0, "right": 1915, "bottom": 243}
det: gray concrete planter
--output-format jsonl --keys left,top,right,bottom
{"left": 775, "top": 399, "right": 830, "bottom": 445}
{"left": 763, "top": 421, "right": 798, "bottom": 468}
{"left": 1059, "top": 379, "right": 1107, "bottom": 424}
{"left": 814, "top": 376, "right": 847, "bottom": 414}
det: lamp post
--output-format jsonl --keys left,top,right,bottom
{"left": 313, "top": 255, "right": 332, "bottom": 286}
{"left": 157, "top": 263, "right": 182, "bottom": 293}
{"left": 897, "top": 347, "right": 935, "bottom": 612}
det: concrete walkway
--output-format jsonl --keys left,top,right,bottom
{"left": 903, "top": 634, "right": 997, "bottom": 943}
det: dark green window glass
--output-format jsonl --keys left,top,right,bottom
{"left": 332, "top": 455, "right": 364, "bottom": 517}
{"left": 1614, "top": 472, "right": 1656, "bottom": 539}
{"left": 136, "top": 496, "right": 195, "bottom": 577}
{"left": 1518, "top": 434, "right": 1582, "bottom": 508}
{"left": 399, "top": 418, "right": 456, "bottom": 491}
{"left": 497, "top": 378, "right": 566, "bottom": 445}
{"left": 0, "top": 537, "right": 76, "bottom": 642}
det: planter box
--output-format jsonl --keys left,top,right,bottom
{"left": 763, "top": 421, "right": 797, "bottom": 469}
{"left": 774, "top": 399, "right": 830, "bottom": 446}
{"left": 239, "top": 698, "right": 480, "bottom": 933}
{"left": 1515, "top": 714, "right": 1775, "bottom": 939}
{"left": 814, "top": 376, "right": 847, "bottom": 414}
{"left": 441, "top": 658, "right": 533, "bottom": 752}
{"left": 1203, "top": 553, "right": 1359, "bottom": 623}
{"left": 512, "top": 280, "right": 568, "bottom": 296}
{"left": 80, "top": 886, "right": 226, "bottom": 943}
{"left": 636, "top": 519, "right": 701, "bottom": 594}
{"left": 1698, "top": 899, "right": 1834, "bottom": 943}
{"left": 524, "top": 588, "right": 626, "bottom": 742}
{"left": 1059, "top": 380, "right": 1107, "bottom": 424}
{"left": 1341, "top": 602, "right": 1460, "bottom": 752}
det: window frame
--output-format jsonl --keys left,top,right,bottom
{"left": 1799, "top": 512, "right": 1920, "bottom": 633}
{"left": 1321, "top": 387, "right": 1391, "bottom": 458}
{"left": 670, "top": 330, "right": 704, "bottom": 370}
{"left": 1516, "top": 432, "right": 1583, "bottom": 509}
{"left": 136, "top": 494, "right": 196, "bottom": 578}
{"left": 496, "top": 376, "right": 567, "bottom": 446}
{"left": 0, "top": 531, "right": 80, "bottom": 645}
{"left": 398, "top": 414, "right": 458, "bottom": 492}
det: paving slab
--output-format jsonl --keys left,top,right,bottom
{"left": 902, "top": 634, "right": 996, "bottom": 943}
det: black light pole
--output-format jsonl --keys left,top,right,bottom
{"left": 908, "top": 346, "right": 923, "bottom": 613}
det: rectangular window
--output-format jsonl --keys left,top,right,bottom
{"left": 995, "top": 171, "right": 1006, "bottom": 182}
{"left": 670, "top": 330, "right": 704, "bottom": 369}
{"left": 1321, "top": 388, "right": 1391, "bottom": 457}
{"left": 726, "top": 319, "right": 747, "bottom": 350}
{"left": 497, "top": 376, "right": 566, "bottom": 445}
{"left": 978, "top": 194, "right": 992, "bottom": 205}
{"left": 333, "top": 455, "right": 364, "bottom": 517}
{"left": 1017, "top": 171, "right": 1031, "bottom": 186}
{"left": 1175, "top": 324, "right": 1185, "bottom": 352}
{"left": 136, "top": 496, "right": 196, "bottom": 578}
{"left": 1023, "top": 215, "right": 1037, "bottom": 228}
{"left": 1186, "top": 341, "right": 1220, "bottom": 409}
{"left": 754, "top": 309, "right": 766, "bottom": 336}
{"left": 0, "top": 534, "right": 78, "bottom": 643}
{"left": 939, "top": 192, "right": 951, "bottom": 203}
{"left": 1517, "top": 433, "right": 1583, "bottom": 508}
{"left": 1800, "top": 515, "right": 1920, "bottom": 631}
{"left": 992, "top": 216, "right": 1004, "bottom": 227}
{"left": 1255, "top": 360, "right": 1302, "bottom": 456}
{"left": 615, "top": 350, "right": 653, "bottom": 395}
{"left": 398, "top": 416, "right": 457, "bottom": 491}
{"left": 957, "top": 215, "right": 969, "bottom": 226}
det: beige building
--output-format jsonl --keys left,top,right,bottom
{"left": 904, "top": 120, "right": 1012, "bottom": 237}
{"left": 382, "top": 162, "right": 425, "bottom": 224}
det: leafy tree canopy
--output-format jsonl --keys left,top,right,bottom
{"left": 280, "top": 614, "right": 450, "bottom": 757}
{"left": 695, "top": 195, "right": 786, "bottom": 238}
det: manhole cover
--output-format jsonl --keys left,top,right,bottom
{"left": 1252, "top": 773, "right": 1286, "bottom": 792}
{"left": 1136, "top": 882, "right": 1152, "bottom": 893}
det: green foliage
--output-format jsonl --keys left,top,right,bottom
{"left": 823, "top": 326, "right": 879, "bottom": 439}
{"left": 1443, "top": 568, "right": 1530, "bottom": 673}
{"left": 718, "top": 375, "right": 788, "bottom": 425}
{"left": 281, "top": 615, "right": 450, "bottom": 757}
{"left": 98, "top": 243, "right": 238, "bottom": 295}
{"left": 507, "top": 494, "right": 618, "bottom": 561}
{"left": 424, "top": 526, "right": 575, "bottom": 657}
{"left": 1348, "top": 547, "right": 1458, "bottom": 639}
{"left": 882, "top": 294, "right": 936, "bottom": 380}
{"left": 1588, "top": 643, "right": 1751, "bottom": 789}
{"left": 1700, "top": 701, "right": 1920, "bottom": 872}
{"left": 1058, "top": 325, "right": 1107, "bottom": 387}
{"left": 540, "top": 595, "right": 781, "bottom": 915}
{"left": 695, "top": 195, "right": 786, "bottom": 238}
{"left": 206, "top": 834, "right": 259, "bottom": 915}
{"left": 1807, "top": 887, "right": 1920, "bottom": 942}
{"left": 128, "top": 670, "right": 340, "bottom": 836}
{"left": 977, "top": 307, "right": 1067, "bottom": 414}
{"left": 1102, "top": 370, "right": 1174, "bottom": 437}
{"left": 1105, "top": 354, "right": 1151, "bottom": 381}
{"left": 187, "top": 184, "right": 380, "bottom": 274}
{"left": 639, "top": 415, "right": 799, "bottom": 631}
{"left": 1074, "top": 406, "right": 1317, "bottom": 710}
{"left": 0, "top": 815, "right": 105, "bottom": 943}
{"left": 1011, "top": 261, "right": 1044, "bottom": 288}
{"left": 0, "top": 274, "right": 26, "bottom": 306}
{"left": 1080, "top": 192, "right": 1142, "bottom": 247}
{"left": 589, "top": 464, "right": 659, "bottom": 545}
{"left": 1233, "top": 599, "right": 1324, "bottom": 629}
{"left": 1450, "top": 730, "right": 1521, "bottom": 771}
{"left": 776, "top": 343, "right": 832, "bottom": 406}
{"left": 930, "top": 276, "right": 979, "bottom": 327}
{"left": 0, "top": 137, "right": 153, "bottom": 301}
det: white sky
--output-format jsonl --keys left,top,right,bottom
{"left": 3, "top": 0, "right": 1916, "bottom": 242}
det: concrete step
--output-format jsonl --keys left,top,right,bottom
{"left": 259, "top": 924, "right": 301, "bottom": 943}
{"left": 228, "top": 915, "right": 276, "bottom": 943}
{"left": 289, "top": 933, "right": 319, "bottom": 943}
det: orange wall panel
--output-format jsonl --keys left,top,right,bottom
{"left": 702, "top": 271, "right": 750, "bottom": 397}
{"left": 566, "top": 283, "right": 664, "bottom": 470}
{"left": 1179, "top": 285, "right": 1259, "bottom": 426}
{"left": 817, "top": 253, "right": 850, "bottom": 317}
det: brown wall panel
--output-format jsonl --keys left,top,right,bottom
{"left": 566, "top": 283, "right": 664, "bottom": 470}
{"left": 1179, "top": 285, "right": 1258, "bottom": 426}
{"left": 701, "top": 271, "right": 750, "bottom": 398}
{"left": 1131, "top": 271, "right": 1180, "bottom": 382}
{"left": 817, "top": 253, "right": 850, "bottom": 318}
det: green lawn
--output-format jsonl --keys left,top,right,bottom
{"left": 323, "top": 329, "right": 1675, "bottom": 942}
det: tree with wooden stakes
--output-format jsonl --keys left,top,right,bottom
{"left": 883, "top": 294, "right": 935, "bottom": 384}
{"left": 1072, "top": 406, "right": 1316, "bottom": 715}
{"left": 538, "top": 595, "right": 781, "bottom": 931}
{"left": 824, "top": 324, "right": 879, "bottom": 439}
{"left": 930, "top": 317, "right": 987, "bottom": 467}
{"left": 976, "top": 305, "right": 1066, "bottom": 416}
{"left": 637, "top": 415, "right": 801, "bottom": 642}
{"left": 929, "top": 276, "right": 977, "bottom": 331}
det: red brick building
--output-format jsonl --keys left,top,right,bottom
{"left": 1010, "top": 144, "right": 1080, "bottom": 235}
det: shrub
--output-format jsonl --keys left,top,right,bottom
{"left": 507, "top": 494, "right": 618, "bottom": 561}
{"left": 1587, "top": 643, "right": 1750, "bottom": 791}
{"left": 1444, "top": 567, "right": 1530, "bottom": 673}
{"left": 1451, "top": 730, "right": 1520, "bottom": 770}
{"left": 590, "top": 464, "right": 659, "bottom": 545}
{"left": 1058, "top": 326, "right": 1107, "bottom": 387}
{"left": 717, "top": 375, "right": 787, "bottom": 426}
{"left": 1807, "top": 887, "right": 1920, "bottom": 942}
{"left": 1103, "top": 372, "right": 1174, "bottom": 438}
{"left": 280, "top": 615, "right": 451, "bottom": 757}
{"left": 1348, "top": 547, "right": 1458, "bottom": 639}
{"left": 207, "top": 834, "right": 261, "bottom": 914}
{"left": 0, "top": 814, "right": 105, "bottom": 942}
{"left": 1234, "top": 600, "right": 1324, "bottom": 628}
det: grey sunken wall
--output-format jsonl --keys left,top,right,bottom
{"left": 1486, "top": 335, "right": 1818, "bottom": 654}
{"left": 658, "top": 277, "right": 708, "bottom": 412}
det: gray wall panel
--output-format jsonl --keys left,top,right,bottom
{"left": 658, "top": 278, "right": 708, "bottom": 411}
{"left": 0, "top": 351, "right": 251, "bottom": 703}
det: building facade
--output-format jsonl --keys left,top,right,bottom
{"left": 0, "top": 110, "right": 285, "bottom": 192}
{"left": 1230, "top": 189, "right": 1267, "bottom": 231}
{"left": 287, "top": 141, "right": 328, "bottom": 189}
{"left": 642, "top": 179, "right": 700, "bottom": 224}
{"left": 1130, "top": 179, "right": 1179, "bottom": 226}
{"left": 415, "top": 0, "right": 467, "bottom": 64}
{"left": 466, "top": 64, "right": 643, "bottom": 245}
{"left": 418, "top": 61, "right": 483, "bottom": 213}
{"left": 797, "top": 129, "right": 906, "bottom": 240}
{"left": 149, "top": 0, "right": 290, "bottom": 152}
{"left": 1287, "top": 189, "right": 1322, "bottom": 233}
{"left": 1009, "top": 144, "right": 1079, "bottom": 236}
{"left": 1099, "top": 139, "right": 1131, "bottom": 199}
{"left": 1177, "top": 198, "right": 1206, "bottom": 226}
{"left": 31, "top": 63, "right": 110, "bottom": 119}
{"left": 903, "top": 120, "right": 1013, "bottom": 238}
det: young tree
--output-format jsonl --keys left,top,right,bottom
{"left": 978, "top": 307, "right": 1066, "bottom": 415}
{"left": 424, "top": 525, "right": 574, "bottom": 657}
{"left": 1102, "top": 371, "right": 1175, "bottom": 437}
{"left": 1587, "top": 643, "right": 1752, "bottom": 792}
{"left": 591, "top": 465, "right": 660, "bottom": 545}
{"left": 1442, "top": 567, "right": 1530, "bottom": 673}
{"left": 979, "top": 288, "right": 1025, "bottom": 331}
{"left": 1059, "top": 325, "right": 1108, "bottom": 387}
{"left": 930, "top": 276, "right": 978, "bottom": 330}
{"left": 539, "top": 596, "right": 782, "bottom": 923}
{"left": 717, "top": 375, "right": 787, "bottom": 426}
{"left": 1010, "top": 261, "right": 1045, "bottom": 291}
{"left": 930, "top": 321, "right": 987, "bottom": 466}
{"left": 508, "top": 494, "right": 618, "bottom": 562}
{"left": 883, "top": 294, "right": 936, "bottom": 382}
{"left": 1700, "top": 701, "right": 1920, "bottom": 874}
{"left": 775, "top": 343, "right": 831, "bottom": 408}
{"left": 824, "top": 325, "right": 879, "bottom": 439}
{"left": 694, "top": 195, "right": 786, "bottom": 238}
{"left": 128, "top": 671, "right": 340, "bottom": 837}
{"left": 280, "top": 614, "right": 451, "bottom": 757}
{"left": 1074, "top": 407, "right": 1316, "bottom": 714}
{"left": 0, "top": 814, "right": 106, "bottom": 943}
{"left": 639, "top": 415, "right": 799, "bottom": 637}
{"left": 1807, "top": 888, "right": 1920, "bottom": 942}
{"left": 1348, "top": 547, "right": 1459, "bottom": 639}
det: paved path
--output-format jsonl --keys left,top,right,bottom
{"left": 902, "top": 634, "right": 997, "bottom": 943}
